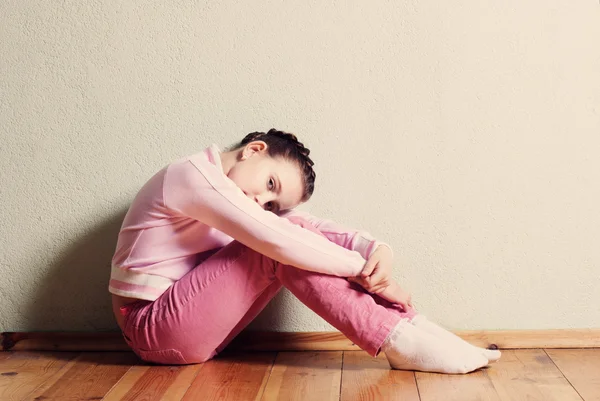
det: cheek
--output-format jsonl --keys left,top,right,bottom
{"left": 227, "top": 167, "right": 257, "bottom": 194}
{"left": 226, "top": 168, "right": 246, "bottom": 189}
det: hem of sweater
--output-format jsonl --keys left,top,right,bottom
{"left": 108, "top": 286, "right": 160, "bottom": 302}
{"left": 109, "top": 265, "right": 175, "bottom": 301}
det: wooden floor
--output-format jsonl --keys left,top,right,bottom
{"left": 1, "top": 348, "right": 599, "bottom": 400}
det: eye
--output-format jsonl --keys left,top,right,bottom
{"left": 268, "top": 178, "right": 275, "bottom": 191}
{"left": 265, "top": 201, "right": 279, "bottom": 214}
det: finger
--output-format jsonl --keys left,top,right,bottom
{"left": 369, "top": 279, "right": 389, "bottom": 293}
{"left": 371, "top": 277, "right": 390, "bottom": 292}
{"left": 369, "top": 266, "right": 385, "bottom": 283}
{"left": 368, "top": 267, "right": 386, "bottom": 286}
{"left": 367, "top": 277, "right": 385, "bottom": 291}
{"left": 361, "top": 259, "right": 378, "bottom": 278}
{"left": 370, "top": 284, "right": 388, "bottom": 294}
{"left": 350, "top": 277, "right": 369, "bottom": 289}
{"left": 371, "top": 284, "right": 385, "bottom": 294}
{"left": 361, "top": 281, "right": 375, "bottom": 292}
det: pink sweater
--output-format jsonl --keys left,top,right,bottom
{"left": 109, "top": 144, "right": 391, "bottom": 301}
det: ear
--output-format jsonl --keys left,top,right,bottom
{"left": 241, "top": 140, "right": 268, "bottom": 160}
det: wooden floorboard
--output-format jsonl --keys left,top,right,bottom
{"left": 182, "top": 352, "right": 276, "bottom": 401}
{"left": 102, "top": 365, "right": 153, "bottom": 400}
{"left": 546, "top": 348, "right": 600, "bottom": 401}
{"left": 341, "top": 351, "right": 419, "bottom": 401}
{"left": 31, "top": 352, "right": 141, "bottom": 400}
{"left": 104, "top": 363, "right": 203, "bottom": 401}
{"left": 261, "top": 351, "right": 343, "bottom": 401}
{"left": 485, "top": 349, "right": 583, "bottom": 401}
{"left": 416, "top": 368, "right": 501, "bottom": 401}
{"left": 1, "top": 348, "right": 599, "bottom": 400}
{"left": 0, "top": 351, "right": 81, "bottom": 400}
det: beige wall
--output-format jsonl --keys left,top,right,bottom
{"left": 1, "top": 1, "right": 599, "bottom": 332}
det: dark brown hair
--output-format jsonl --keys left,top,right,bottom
{"left": 230, "top": 128, "right": 316, "bottom": 203}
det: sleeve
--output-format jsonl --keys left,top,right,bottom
{"left": 279, "top": 209, "right": 392, "bottom": 261}
{"left": 162, "top": 154, "right": 368, "bottom": 277}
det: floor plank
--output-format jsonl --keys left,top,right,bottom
{"left": 26, "top": 355, "right": 83, "bottom": 399}
{"left": 546, "top": 348, "right": 600, "bottom": 401}
{"left": 486, "top": 349, "right": 583, "bottom": 401}
{"left": 182, "top": 352, "right": 276, "bottom": 401}
{"left": 341, "top": 351, "right": 419, "bottom": 401}
{"left": 0, "top": 351, "right": 81, "bottom": 400}
{"left": 416, "top": 368, "right": 500, "bottom": 401}
{"left": 103, "top": 363, "right": 203, "bottom": 401}
{"left": 102, "top": 365, "right": 151, "bottom": 401}
{"left": 30, "top": 351, "right": 140, "bottom": 400}
{"left": 261, "top": 351, "right": 343, "bottom": 401}
{"left": 159, "top": 364, "right": 206, "bottom": 401}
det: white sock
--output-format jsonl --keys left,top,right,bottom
{"left": 381, "top": 319, "right": 489, "bottom": 374}
{"left": 410, "top": 315, "right": 501, "bottom": 363}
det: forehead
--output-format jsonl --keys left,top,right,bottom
{"left": 265, "top": 157, "right": 304, "bottom": 210}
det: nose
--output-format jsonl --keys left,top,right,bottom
{"left": 254, "top": 194, "right": 273, "bottom": 208}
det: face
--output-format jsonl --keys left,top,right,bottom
{"left": 226, "top": 141, "right": 305, "bottom": 214}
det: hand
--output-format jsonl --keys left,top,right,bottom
{"left": 348, "top": 245, "right": 393, "bottom": 293}
{"left": 378, "top": 281, "right": 413, "bottom": 311}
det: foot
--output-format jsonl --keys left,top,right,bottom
{"left": 410, "top": 315, "right": 501, "bottom": 363}
{"left": 382, "top": 319, "right": 489, "bottom": 374}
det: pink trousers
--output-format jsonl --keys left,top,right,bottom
{"left": 118, "top": 217, "right": 417, "bottom": 365}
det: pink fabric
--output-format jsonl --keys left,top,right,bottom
{"left": 110, "top": 144, "right": 391, "bottom": 301}
{"left": 119, "top": 217, "right": 417, "bottom": 365}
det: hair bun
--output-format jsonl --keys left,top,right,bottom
{"left": 265, "top": 129, "right": 313, "bottom": 164}
{"left": 240, "top": 131, "right": 264, "bottom": 145}
{"left": 234, "top": 128, "right": 316, "bottom": 202}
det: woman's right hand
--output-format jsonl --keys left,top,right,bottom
{"left": 353, "top": 245, "right": 394, "bottom": 293}
{"left": 380, "top": 282, "right": 413, "bottom": 311}
{"left": 350, "top": 279, "right": 413, "bottom": 311}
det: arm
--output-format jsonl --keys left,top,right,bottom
{"left": 162, "top": 155, "right": 367, "bottom": 277}
{"left": 279, "top": 209, "right": 393, "bottom": 261}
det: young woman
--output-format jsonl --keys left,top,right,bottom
{"left": 110, "top": 129, "right": 500, "bottom": 373}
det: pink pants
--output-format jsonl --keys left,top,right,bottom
{"left": 118, "top": 217, "right": 417, "bottom": 365}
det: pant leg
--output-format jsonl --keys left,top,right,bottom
{"left": 121, "top": 217, "right": 416, "bottom": 364}
{"left": 121, "top": 239, "right": 283, "bottom": 364}
{"left": 212, "top": 280, "right": 283, "bottom": 357}
{"left": 274, "top": 216, "right": 417, "bottom": 357}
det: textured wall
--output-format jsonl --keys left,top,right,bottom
{"left": 1, "top": 1, "right": 599, "bottom": 332}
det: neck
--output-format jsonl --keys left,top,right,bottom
{"left": 219, "top": 150, "right": 236, "bottom": 175}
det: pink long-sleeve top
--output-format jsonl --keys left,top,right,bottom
{"left": 109, "top": 144, "right": 391, "bottom": 301}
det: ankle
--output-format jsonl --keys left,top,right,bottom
{"left": 410, "top": 314, "right": 427, "bottom": 324}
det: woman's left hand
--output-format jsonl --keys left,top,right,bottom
{"left": 348, "top": 245, "right": 394, "bottom": 293}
